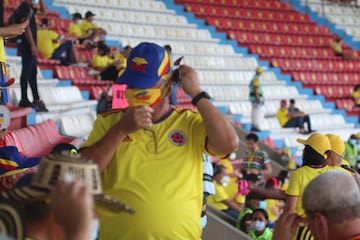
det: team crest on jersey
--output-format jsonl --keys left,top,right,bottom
{"left": 168, "top": 130, "right": 186, "bottom": 146}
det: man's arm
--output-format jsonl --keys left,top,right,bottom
{"left": 0, "top": 21, "right": 28, "bottom": 37}
{"left": 223, "top": 199, "right": 243, "bottom": 212}
{"left": 260, "top": 163, "right": 272, "bottom": 176}
{"left": 179, "top": 65, "right": 239, "bottom": 155}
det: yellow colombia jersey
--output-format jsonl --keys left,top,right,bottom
{"left": 82, "top": 107, "right": 212, "bottom": 240}
{"left": 68, "top": 22, "right": 82, "bottom": 37}
{"left": 285, "top": 165, "right": 349, "bottom": 217}
{"left": 276, "top": 108, "right": 289, "bottom": 127}
{"left": 79, "top": 19, "right": 98, "bottom": 36}
{"left": 0, "top": 37, "right": 6, "bottom": 63}
{"left": 208, "top": 181, "right": 229, "bottom": 211}
{"left": 37, "top": 29, "right": 60, "bottom": 59}
{"left": 91, "top": 54, "right": 114, "bottom": 69}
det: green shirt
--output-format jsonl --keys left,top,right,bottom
{"left": 248, "top": 227, "right": 273, "bottom": 240}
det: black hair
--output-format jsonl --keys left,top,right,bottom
{"left": 41, "top": 18, "right": 48, "bottom": 26}
{"left": 213, "top": 164, "right": 226, "bottom": 176}
{"left": 252, "top": 208, "right": 269, "bottom": 224}
{"left": 164, "top": 45, "right": 172, "bottom": 52}
{"left": 21, "top": 201, "right": 50, "bottom": 224}
{"left": 278, "top": 170, "right": 288, "bottom": 183}
{"left": 246, "top": 133, "right": 259, "bottom": 142}
{"left": 289, "top": 99, "right": 295, "bottom": 104}
{"left": 302, "top": 145, "right": 327, "bottom": 167}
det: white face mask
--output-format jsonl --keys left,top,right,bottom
{"left": 229, "top": 152, "right": 236, "bottom": 160}
{"left": 259, "top": 200, "right": 267, "bottom": 210}
{"left": 250, "top": 221, "right": 266, "bottom": 232}
{"left": 92, "top": 218, "right": 99, "bottom": 240}
{"left": 220, "top": 175, "right": 230, "bottom": 187}
{"left": 200, "top": 215, "right": 207, "bottom": 229}
{"left": 32, "top": 0, "right": 39, "bottom": 4}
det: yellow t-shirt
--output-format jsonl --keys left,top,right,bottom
{"left": 82, "top": 107, "right": 209, "bottom": 240}
{"left": 276, "top": 108, "right": 289, "bottom": 127}
{"left": 68, "top": 22, "right": 82, "bottom": 37}
{"left": 115, "top": 53, "right": 127, "bottom": 77}
{"left": 37, "top": 29, "right": 60, "bottom": 59}
{"left": 0, "top": 37, "right": 5, "bottom": 63}
{"left": 79, "top": 19, "right": 98, "bottom": 36}
{"left": 207, "top": 181, "right": 229, "bottom": 211}
{"left": 91, "top": 54, "right": 114, "bottom": 69}
{"left": 353, "top": 91, "right": 360, "bottom": 105}
{"left": 266, "top": 199, "right": 280, "bottom": 222}
{"left": 286, "top": 165, "right": 349, "bottom": 217}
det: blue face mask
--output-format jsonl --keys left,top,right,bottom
{"left": 259, "top": 201, "right": 267, "bottom": 209}
{"left": 92, "top": 218, "right": 99, "bottom": 240}
{"left": 200, "top": 215, "right": 207, "bottom": 229}
{"left": 32, "top": 0, "right": 39, "bottom": 4}
{"left": 250, "top": 221, "right": 266, "bottom": 232}
{"left": 349, "top": 139, "right": 357, "bottom": 146}
{"left": 281, "top": 155, "right": 288, "bottom": 161}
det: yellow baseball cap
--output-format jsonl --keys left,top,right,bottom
{"left": 325, "top": 133, "right": 345, "bottom": 157}
{"left": 255, "top": 67, "right": 263, "bottom": 74}
{"left": 296, "top": 133, "right": 331, "bottom": 157}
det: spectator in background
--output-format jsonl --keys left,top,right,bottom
{"left": 207, "top": 164, "right": 242, "bottom": 220}
{"left": 165, "top": 44, "right": 180, "bottom": 106}
{"left": 114, "top": 45, "right": 131, "bottom": 77}
{"left": 344, "top": 134, "right": 358, "bottom": 168}
{"left": 236, "top": 192, "right": 263, "bottom": 233}
{"left": 325, "top": 133, "right": 354, "bottom": 171}
{"left": 276, "top": 99, "right": 313, "bottom": 134}
{"left": 249, "top": 67, "right": 264, "bottom": 132}
{"left": 201, "top": 153, "right": 215, "bottom": 229}
{"left": 248, "top": 208, "right": 273, "bottom": 240}
{"left": 37, "top": 18, "right": 77, "bottom": 66}
{"left": 331, "top": 36, "right": 352, "bottom": 59}
{"left": 241, "top": 133, "right": 272, "bottom": 178}
{"left": 91, "top": 42, "right": 119, "bottom": 81}
{"left": 79, "top": 11, "right": 106, "bottom": 46}
{"left": 352, "top": 84, "right": 360, "bottom": 107}
{"left": 80, "top": 42, "right": 239, "bottom": 239}
{"left": 280, "top": 147, "right": 297, "bottom": 170}
{"left": 264, "top": 177, "right": 282, "bottom": 228}
{"left": 15, "top": 0, "right": 48, "bottom": 112}
{"left": 68, "top": 12, "right": 106, "bottom": 48}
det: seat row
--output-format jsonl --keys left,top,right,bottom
{"left": 292, "top": 72, "right": 360, "bottom": 86}
{"left": 207, "top": 18, "right": 330, "bottom": 36}
{"left": 228, "top": 31, "right": 334, "bottom": 48}
{"left": 175, "top": 0, "right": 292, "bottom": 11}
{"left": 248, "top": 45, "right": 357, "bottom": 60}
{"left": 314, "top": 85, "right": 354, "bottom": 99}
{"left": 4, "top": 119, "right": 81, "bottom": 158}
{"left": 185, "top": 4, "right": 308, "bottom": 22}
{"left": 271, "top": 58, "right": 360, "bottom": 73}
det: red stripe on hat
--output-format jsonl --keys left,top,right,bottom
{"left": 157, "top": 52, "right": 170, "bottom": 77}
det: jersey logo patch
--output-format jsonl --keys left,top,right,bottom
{"left": 168, "top": 130, "right": 186, "bottom": 146}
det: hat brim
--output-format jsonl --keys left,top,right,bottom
{"left": 117, "top": 70, "right": 159, "bottom": 89}
{"left": 0, "top": 199, "right": 24, "bottom": 240}
{"left": 296, "top": 138, "right": 307, "bottom": 145}
{"left": 19, "top": 157, "right": 42, "bottom": 169}
{"left": 1, "top": 185, "right": 135, "bottom": 214}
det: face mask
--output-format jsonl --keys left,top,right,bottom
{"left": 200, "top": 215, "right": 207, "bottom": 229}
{"left": 281, "top": 155, "right": 288, "bottom": 161}
{"left": 259, "top": 200, "right": 267, "bottom": 209}
{"left": 32, "top": 0, "right": 39, "bottom": 4}
{"left": 349, "top": 139, "right": 357, "bottom": 146}
{"left": 220, "top": 175, "right": 230, "bottom": 187}
{"left": 126, "top": 88, "right": 161, "bottom": 107}
{"left": 284, "top": 178, "right": 289, "bottom": 184}
{"left": 250, "top": 221, "right": 266, "bottom": 232}
{"left": 92, "top": 218, "right": 99, "bottom": 240}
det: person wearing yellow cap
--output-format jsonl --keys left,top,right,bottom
{"left": 284, "top": 133, "right": 332, "bottom": 240}
{"left": 249, "top": 66, "right": 264, "bottom": 132}
{"left": 326, "top": 134, "right": 350, "bottom": 167}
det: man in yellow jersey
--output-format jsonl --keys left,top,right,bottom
{"left": 284, "top": 133, "right": 337, "bottom": 240}
{"left": 272, "top": 170, "right": 360, "bottom": 240}
{"left": 325, "top": 133, "right": 353, "bottom": 169}
{"left": 79, "top": 11, "right": 106, "bottom": 45}
{"left": 80, "top": 42, "right": 239, "bottom": 239}
{"left": 37, "top": 18, "right": 75, "bottom": 66}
